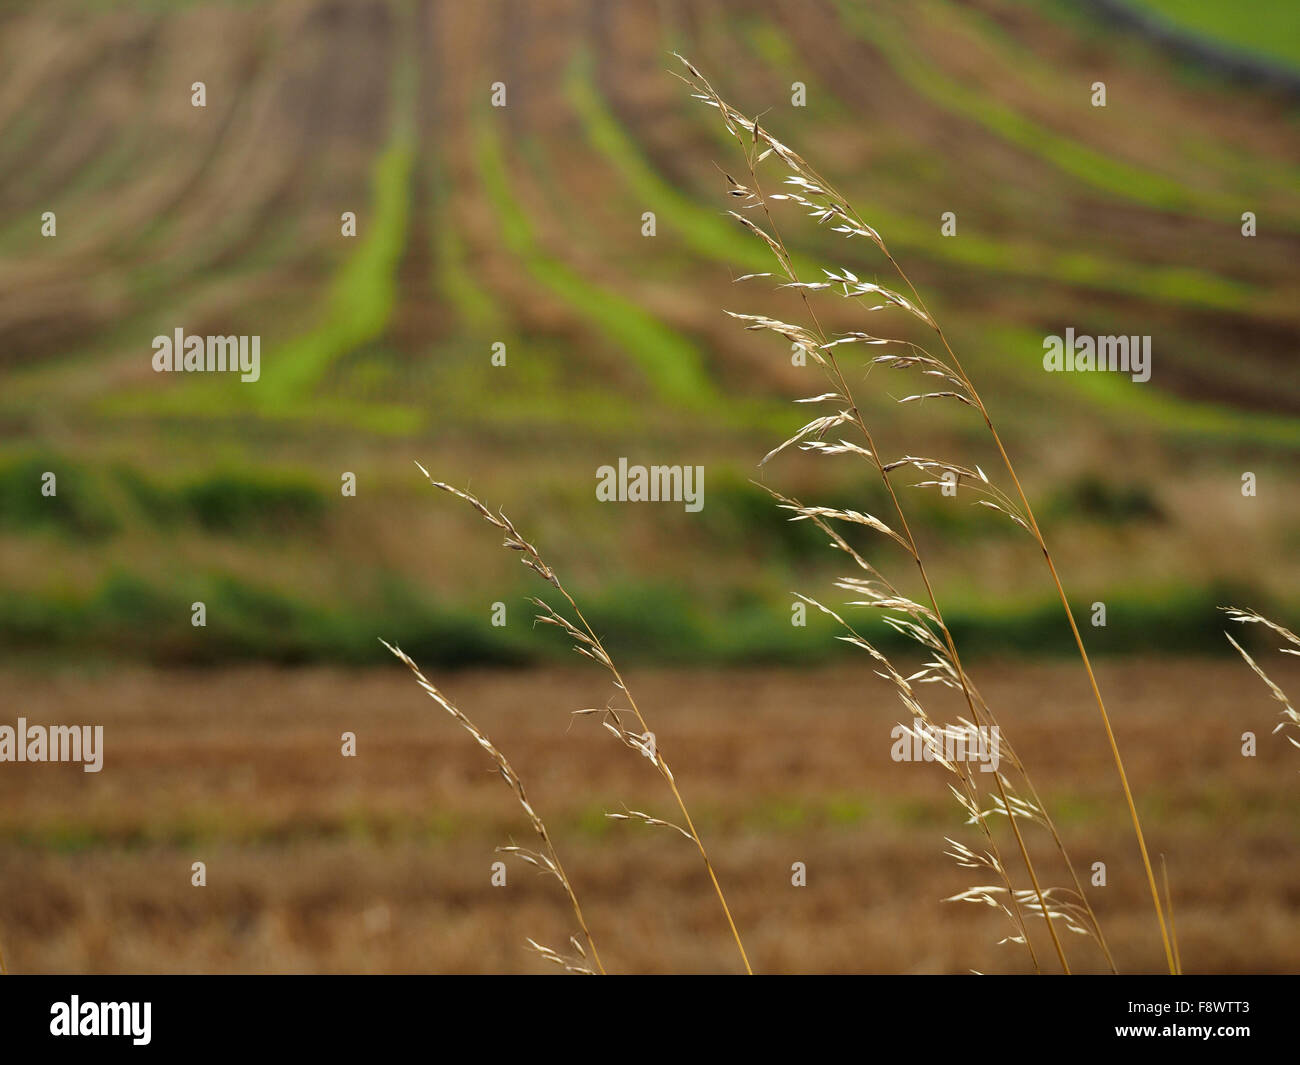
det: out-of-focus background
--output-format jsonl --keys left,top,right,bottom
{"left": 0, "top": 0, "right": 1297, "bottom": 973}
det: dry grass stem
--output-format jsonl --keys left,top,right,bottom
{"left": 415, "top": 465, "right": 752, "bottom": 974}
{"left": 676, "top": 53, "right": 1154, "bottom": 972}
{"left": 1223, "top": 607, "right": 1300, "bottom": 754}
{"left": 382, "top": 638, "right": 604, "bottom": 974}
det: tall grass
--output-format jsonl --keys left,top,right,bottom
{"left": 673, "top": 54, "right": 1175, "bottom": 972}
{"left": 1223, "top": 606, "right": 1300, "bottom": 753}
{"left": 382, "top": 639, "right": 604, "bottom": 974}
{"left": 391, "top": 465, "right": 751, "bottom": 973}
{"left": 375, "top": 54, "right": 1298, "bottom": 977}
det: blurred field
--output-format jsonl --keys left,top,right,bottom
{"left": 1, "top": 656, "right": 1297, "bottom": 974}
{"left": 0, "top": 0, "right": 1297, "bottom": 667}
{"left": 2, "top": 0, "right": 1298, "bottom": 976}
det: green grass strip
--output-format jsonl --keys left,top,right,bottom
{"left": 473, "top": 108, "right": 717, "bottom": 410}
{"left": 259, "top": 104, "right": 415, "bottom": 403}
{"left": 832, "top": 0, "right": 1241, "bottom": 219}
{"left": 1127, "top": 0, "right": 1300, "bottom": 68}
{"left": 581, "top": 46, "right": 1258, "bottom": 314}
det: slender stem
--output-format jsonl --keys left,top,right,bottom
{"left": 744, "top": 154, "right": 1068, "bottom": 972}
{"left": 846, "top": 388, "right": 1070, "bottom": 974}
{"left": 422, "top": 475, "right": 750, "bottom": 973}
{"left": 964, "top": 683, "right": 1117, "bottom": 971}
{"left": 1039, "top": 803, "right": 1117, "bottom": 972}
{"left": 880, "top": 247, "right": 1175, "bottom": 974}
{"left": 514, "top": 764, "right": 605, "bottom": 974}
{"left": 388, "top": 638, "right": 606, "bottom": 973}
{"left": 566, "top": 597, "right": 753, "bottom": 974}
{"left": 540, "top": 829, "right": 606, "bottom": 975}
{"left": 986, "top": 414, "right": 1174, "bottom": 974}
{"left": 827, "top": 606, "right": 1041, "bottom": 969}
{"left": 682, "top": 57, "right": 1148, "bottom": 974}
{"left": 1161, "top": 855, "right": 1182, "bottom": 976}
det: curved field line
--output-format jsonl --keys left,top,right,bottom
{"left": 257, "top": 135, "right": 413, "bottom": 404}
{"left": 981, "top": 324, "right": 1300, "bottom": 448}
{"left": 472, "top": 109, "right": 718, "bottom": 411}
{"left": 582, "top": 44, "right": 1295, "bottom": 446}
{"left": 94, "top": 15, "right": 421, "bottom": 436}
{"left": 922, "top": 0, "right": 1300, "bottom": 211}
{"left": 431, "top": 158, "right": 498, "bottom": 334}
{"left": 1122, "top": 0, "right": 1300, "bottom": 69}
{"left": 256, "top": 40, "right": 416, "bottom": 407}
{"left": 574, "top": 47, "right": 1262, "bottom": 316}
{"left": 831, "top": 0, "right": 1277, "bottom": 225}
{"left": 107, "top": 111, "right": 415, "bottom": 426}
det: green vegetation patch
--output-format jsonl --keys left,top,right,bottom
{"left": 475, "top": 109, "right": 717, "bottom": 411}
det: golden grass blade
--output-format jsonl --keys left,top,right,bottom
{"left": 382, "top": 638, "right": 605, "bottom": 975}
{"left": 418, "top": 471, "right": 753, "bottom": 974}
{"left": 1162, "top": 855, "right": 1182, "bottom": 976}
{"left": 671, "top": 52, "right": 1175, "bottom": 974}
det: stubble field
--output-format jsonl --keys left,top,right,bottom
{"left": 2, "top": 656, "right": 1296, "bottom": 974}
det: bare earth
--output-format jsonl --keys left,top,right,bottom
{"left": 0, "top": 657, "right": 1296, "bottom": 974}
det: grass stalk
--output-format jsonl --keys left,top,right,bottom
{"left": 675, "top": 52, "right": 1171, "bottom": 972}
{"left": 383, "top": 638, "right": 605, "bottom": 974}
{"left": 419, "top": 468, "right": 752, "bottom": 974}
